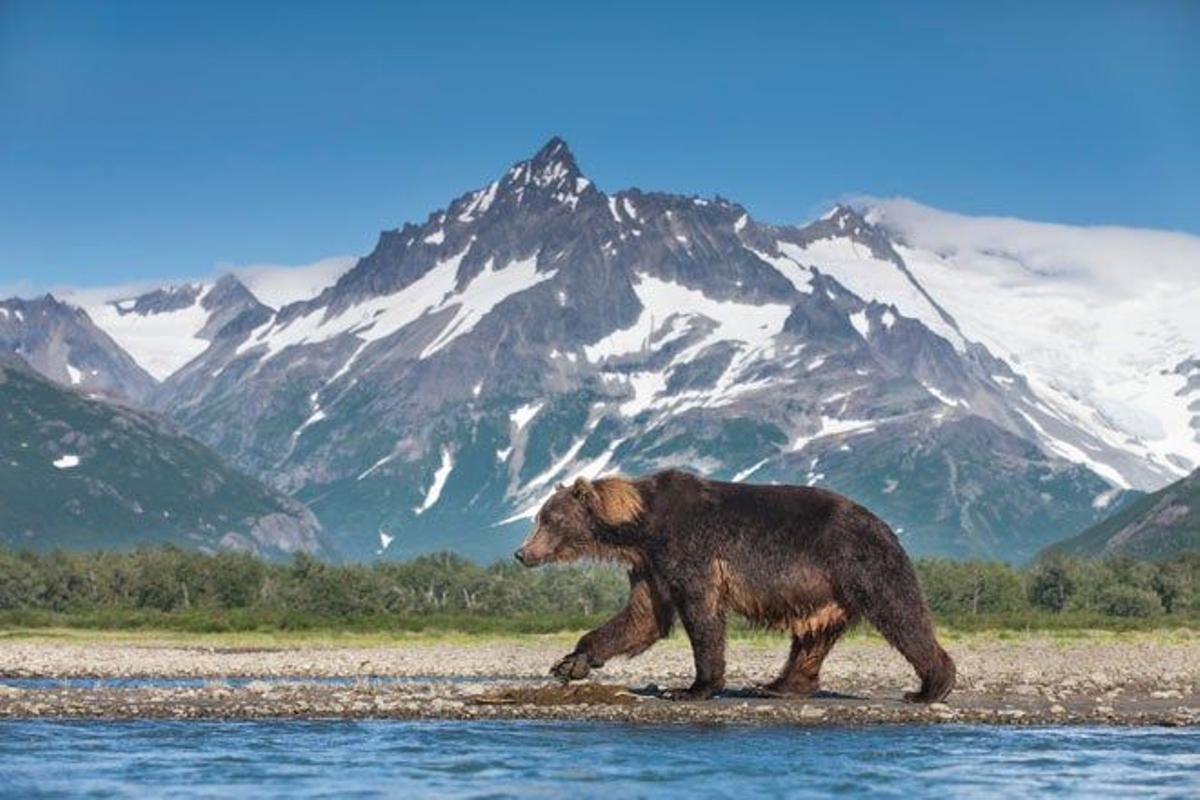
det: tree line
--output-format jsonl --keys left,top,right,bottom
{"left": 0, "top": 546, "right": 1196, "bottom": 631}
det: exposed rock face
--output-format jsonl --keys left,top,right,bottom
{"left": 0, "top": 295, "right": 157, "bottom": 403}
{"left": 243, "top": 508, "right": 324, "bottom": 555}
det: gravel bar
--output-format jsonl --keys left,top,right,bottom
{"left": 1, "top": 638, "right": 1196, "bottom": 726}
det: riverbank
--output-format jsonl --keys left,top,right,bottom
{"left": 1, "top": 633, "right": 1197, "bottom": 725}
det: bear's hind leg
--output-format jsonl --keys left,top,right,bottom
{"left": 855, "top": 577, "right": 956, "bottom": 703}
{"left": 757, "top": 613, "right": 848, "bottom": 697}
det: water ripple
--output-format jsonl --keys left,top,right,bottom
{"left": 0, "top": 720, "right": 1196, "bottom": 799}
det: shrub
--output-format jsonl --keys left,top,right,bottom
{"left": 1027, "top": 556, "right": 1076, "bottom": 612}
{"left": 1094, "top": 585, "right": 1163, "bottom": 618}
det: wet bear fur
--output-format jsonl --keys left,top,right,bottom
{"left": 515, "top": 469, "right": 956, "bottom": 702}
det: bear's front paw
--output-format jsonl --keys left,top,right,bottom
{"left": 550, "top": 652, "right": 591, "bottom": 683}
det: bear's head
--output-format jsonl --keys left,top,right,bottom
{"left": 514, "top": 476, "right": 644, "bottom": 566}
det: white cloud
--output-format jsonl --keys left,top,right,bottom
{"left": 223, "top": 255, "right": 356, "bottom": 309}
{"left": 0, "top": 278, "right": 38, "bottom": 299}
{"left": 13, "top": 255, "right": 356, "bottom": 311}
{"left": 856, "top": 196, "right": 1200, "bottom": 296}
{"left": 53, "top": 278, "right": 182, "bottom": 308}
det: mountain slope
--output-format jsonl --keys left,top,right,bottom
{"left": 81, "top": 275, "right": 272, "bottom": 382}
{"left": 0, "top": 354, "right": 323, "bottom": 556}
{"left": 861, "top": 198, "right": 1200, "bottom": 488}
{"left": 0, "top": 295, "right": 157, "bottom": 403}
{"left": 146, "top": 139, "right": 1132, "bottom": 562}
{"left": 1050, "top": 468, "right": 1200, "bottom": 559}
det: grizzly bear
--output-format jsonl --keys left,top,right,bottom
{"left": 515, "top": 469, "right": 955, "bottom": 702}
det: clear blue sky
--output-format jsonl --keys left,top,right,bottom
{"left": 2, "top": 0, "right": 1197, "bottom": 291}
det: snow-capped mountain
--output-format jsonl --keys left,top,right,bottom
{"left": 7, "top": 138, "right": 1195, "bottom": 563}
{"left": 860, "top": 197, "right": 1200, "bottom": 490}
{"left": 138, "top": 138, "right": 1181, "bottom": 562}
{"left": 80, "top": 275, "right": 271, "bottom": 381}
{"left": 50, "top": 260, "right": 355, "bottom": 386}
{"left": 0, "top": 294, "right": 157, "bottom": 403}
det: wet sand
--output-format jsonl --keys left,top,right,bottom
{"left": 1, "top": 636, "right": 1197, "bottom": 725}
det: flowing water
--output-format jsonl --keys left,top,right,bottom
{"left": 1, "top": 720, "right": 1197, "bottom": 798}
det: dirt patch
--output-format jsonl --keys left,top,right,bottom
{"left": 473, "top": 683, "right": 637, "bottom": 706}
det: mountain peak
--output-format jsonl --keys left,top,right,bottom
{"left": 530, "top": 136, "right": 576, "bottom": 170}
{"left": 205, "top": 273, "right": 264, "bottom": 311}
{"left": 211, "top": 273, "right": 248, "bottom": 292}
{"left": 517, "top": 136, "right": 587, "bottom": 191}
{"left": 823, "top": 203, "right": 869, "bottom": 230}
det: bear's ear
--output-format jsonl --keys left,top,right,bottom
{"left": 571, "top": 477, "right": 602, "bottom": 512}
{"left": 571, "top": 476, "right": 595, "bottom": 500}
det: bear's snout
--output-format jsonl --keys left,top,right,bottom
{"left": 514, "top": 544, "right": 547, "bottom": 566}
{"left": 515, "top": 526, "right": 556, "bottom": 566}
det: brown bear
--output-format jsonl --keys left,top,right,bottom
{"left": 515, "top": 469, "right": 955, "bottom": 702}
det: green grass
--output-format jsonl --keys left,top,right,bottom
{"left": 0, "top": 608, "right": 613, "bottom": 636}
{"left": 932, "top": 609, "right": 1200, "bottom": 634}
{"left": 0, "top": 608, "right": 1195, "bottom": 650}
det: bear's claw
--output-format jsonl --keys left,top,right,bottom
{"left": 550, "top": 652, "right": 591, "bottom": 683}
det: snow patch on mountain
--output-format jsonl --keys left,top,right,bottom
{"left": 85, "top": 285, "right": 212, "bottom": 380}
{"left": 63, "top": 258, "right": 351, "bottom": 381}
{"left": 413, "top": 447, "right": 454, "bottom": 515}
{"left": 863, "top": 197, "right": 1200, "bottom": 485}
{"left": 238, "top": 249, "right": 466, "bottom": 360}
{"left": 849, "top": 311, "right": 869, "bottom": 339}
{"left": 457, "top": 181, "right": 499, "bottom": 223}
{"left": 510, "top": 402, "right": 543, "bottom": 432}
{"left": 240, "top": 247, "right": 553, "bottom": 368}
{"left": 791, "top": 416, "right": 880, "bottom": 452}
{"left": 747, "top": 247, "right": 814, "bottom": 294}
{"left": 294, "top": 393, "right": 327, "bottom": 441}
{"left": 921, "top": 382, "right": 967, "bottom": 409}
{"left": 420, "top": 254, "right": 550, "bottom": 358}
{"left": 617, "top": 370, "right": 670, "bottom": 417}
{"left": 525, "top": 436, "right": 590, "bottom": 491}
{"left": 1016, "top": 408, "right": 1129, "bottom": 488}
{"left": 778, "top": 239, "right": 966, "bottom": 352}
{"left": 578, "top": 437, "right": 625, "bottom": 480}
{"left": 585, "top": 274, "right": 791, "bottom": 363}
{"left": 733, "top": 458, "right": 769, "bottom": 482}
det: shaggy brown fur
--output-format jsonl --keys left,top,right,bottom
{"left": 516, "top": 469, "right": 955, "bottom": 703}
{"left": 578, "top": 476, "right": 644, "bottom": 526}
